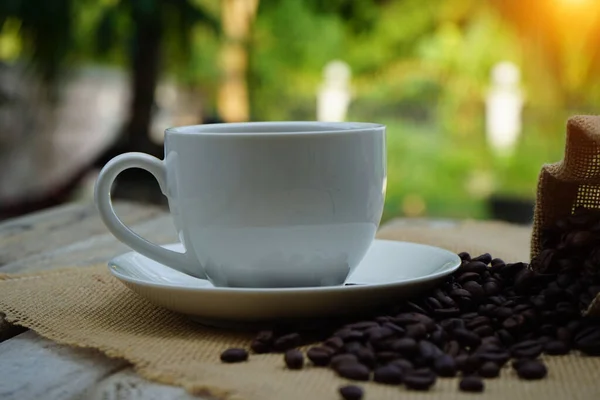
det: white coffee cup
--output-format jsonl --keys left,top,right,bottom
{"left": 95, "top": 121, "right": 386, "bottom": 288}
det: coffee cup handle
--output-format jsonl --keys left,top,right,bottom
{"left": 94, "top": 152, "right": 205, "bottom": 278}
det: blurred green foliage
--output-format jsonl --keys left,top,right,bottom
{"left": 1, "top": 0, "right": 598, "bottom": 221}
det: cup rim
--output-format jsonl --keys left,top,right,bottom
{"left": 165, "top": 121, "right": 385, "bottom": 136}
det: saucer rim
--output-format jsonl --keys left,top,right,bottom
{"left": 108, "top": 239, "right": 461, "bottom": 294}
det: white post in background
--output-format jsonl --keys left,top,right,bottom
{"left": 485, "top": 61, "right": 524, "bottom": 157}
{"left": 317, "top": 60, "right": 352, "bottom": 122}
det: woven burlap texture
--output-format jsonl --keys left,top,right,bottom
{"left": 1, "top": 220, "right": 600, "bottom": 400}
{"left": 531, "top": 115, "right": 600, "bottom": 315}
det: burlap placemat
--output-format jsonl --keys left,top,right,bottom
{"left": 1, "top": 220, "right": 599, "bottom": 400}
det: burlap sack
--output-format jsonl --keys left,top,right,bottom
{"left": 531, "top": 115, "right": 600, "bottom": 315}
{"left": 1, "top": 221, "right": 600, "bottom": 400}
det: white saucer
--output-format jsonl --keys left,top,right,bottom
{"left": 108, "top": 240, "right": 460, "bottom": 327}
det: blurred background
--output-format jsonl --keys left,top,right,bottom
{"left": 0, "top": 0, "right": 599, "bottom": 223}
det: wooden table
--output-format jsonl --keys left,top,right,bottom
{"left": 1, "top": 201, "right": 458, "bottom": 399}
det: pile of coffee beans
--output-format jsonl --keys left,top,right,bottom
{"left": 220, "top": 208, "right": 600, "bottom": 399}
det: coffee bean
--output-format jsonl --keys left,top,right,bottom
{"left": 382, "top": 322, "right": 405, "bottom": 335}
{"left": 404, "top": 369, "right": 437, "bottom": 391}
{"left": 336, "top": 362, "right": 370, "bottom": 381}
{"left": 220, "top": 348, "right": 248, "bottom": 363}
{"left": 434, "top": 308, "right": 461, "bottom": 318}
{"left": 331, "top": 354, "right": 358, "bottom": 368}
{"left": 376, "top": 351, "right": 401, "bottom": 364}
{"left": 444, "top": 340, "right": 460, "bottom": 357}
{"left": 479, "top": 361, "right": 500, "bottom": 378}
{"left": 454, "top": 329, "right": 482, "bottom": 348}
{"left": 405, "top": 323, "right": 427, "bottom": 340}
{"left": 462, "top": 355, "right": 482, "bottom": 374}
{"left": 574, "top": 325, "right": 600, "bottom": 355}
{"left": 433, "top": 355, "right": 457, "bottom": 377}
{"left": 454, "top": 354, "right": 468, "bottom": 370}
{"left": 250, "top": 339, "right": 270, "bottom": 354}
{"left": 473, "top": 325, "right": 495, "bottom": 338}
{"left": 338, "top": 385, "right": 363, "bottom": 400}
{"left": 307, "top": 346, "right": 332, "bottom": 366}
{"left": 348, "top": 348, "right": 372, "bottom": 368}
{"left": 418, "top": 340, "right": 442, "bottom": 363}
{"left": 461, "top": 261, "right": 488, "bottom": 274}
{"left": 373, "top": 365, "right": 404, "bottom": 384}
{"left": 391, "top": 337, "right": 418, "bottom": 356}
{"left": 483, "top": 281, "right": 501, "bottom": 295}
{"left": 516, "top": 360, "right": 548, "bottom": 380}
{"left": 273, "top": 333, "right": 302, "bottom": 352}
{"left": 429, "top": 329, "right": 447, "bottom": 347}
{"left": 544, "top": 340, "right": 570, "bottom": 355}
{"left": 472, "top": 253, "right": 492, "bottom": 265}
{"left": 284, "top": 349, "right": 304, "bottom": 369}
{"left": 345, "top": 321, "right": 379, "bottom": 330}
{"left": 458, "top": 272, "right": 481, "bottom": 284}
{"left": 459, "top": 376, "right": 485, "bottom": 392}
{"left": 425, "top": 296, "right": 443, "bottom": 310}
{"left": 463, "top": 281, "right": 485, "bottom": 298}
{"left": 324, "top": 336, "right": 344, "bottom": 351}
{"left": 511, "top": 340, "right": 543, "bottom": 359}
{"left": 458, "top": 252, "right": 471, "bottom": 261}
{"left": 476, "top": 350, "right": 510, "bottom": 366}
{"left": 255, "top": 330, "right": 274, "bottom": 344}
{"left": 450, "top": 288, "right": 472, "bottom": 298}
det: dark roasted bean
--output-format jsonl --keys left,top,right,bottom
{"left": 444, "top": 340, "right": 461, "bottom": 357}
{"left": 324, "top": 336, "right": 344, "bottom": 351}
{"left": 473, "top": 325, "right": 495, "bottom": 337}
{"left": 472, "top": 253, "right": 492, "bottom": 265}
{"left": 284, "top": 349, "right": 304, "bottom": 369}
{"left": 463, "top": 281, "right": 485, "bottom": 298}
{"left": 220, "top": 348, "right": 249, "bottom": 363}
{"left": 459, "top": 376, "right": 485, "bottom": 392}
{"left": 404, "top": 369, "right": 437, "bottom": 391}
{"left": 479, "top": 361, "right": 500, "bottom": 378}
{"left": 345, "top": 321, "right": 380, "bottom": 330}
{"left": 250, "top": 339, "right": 270, "bottom": 354}
{"left": 331, "top": 354, "right": 358, "bottom": 368}
{"left": 389, "top": 358, "right": 414, "bottom": 372}
{"left": 338, "top": 385, "right": 363, "bottom": 400}
{"left": 405, "top": 323, "right": 427, "bottom": 340}
{"left": 458, "top": 272, "right": 481, "bottom": 284}
{"left": 335, "top": 363, "right": 370, "bottom": 381}
{"left": 391, "top": 337, "right": 418, "bottom": 356}
{"left": 483, "top": 281, "right": 501, "bottom": 295}
{"left": 544, "top": 340, "right": 570, "bottom": 355}
{"left": 425, "top": 297, "right": 443, "bottom": 310}
{"left": 273, "top": 333, "right": 302, "bottom": 351}
{"left": 454, "top": 328, "right": 482, "bottom": 348}
{"left": 373, "top": 365, "right": 404, "bottom": 384}
{"left": 376, "top": 351, "right": 401, "bottom": 364}
{"left": 382, "top": 322, "right": 405, "bottom": 335}
{"left": 458, "top": 252, "right": 471, "bottom": 261}
{"left": 354, "top": 348, "right": 376, "bottom": 368}
{"left": 433, "top": 355, "right": 457, "bottom": 377}
{"left": 307, "top": 346, "right": 332, "bottom": 366}
{"left": 511, "top": 340, "right": 543, "bottom": 359}
{"left": 574, "top": 325, "right": 600, "bottom": 355}
{"left": 516, "top": 360, "right": 548, "bottom": 380}
{"left": 462, "top": 355, "right": 482, "bottom": 374}
{"left": 477, "top": 350, "right": 510, "bottom": 366}
{"left": 462, "top": 261, "right": 488, "bottom": 273}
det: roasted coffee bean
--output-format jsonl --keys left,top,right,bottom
{"left": 250, "top": 339, "right": 270, "bottom": 354}
{"left": 345, "top": 321, "right": 380, "bottom": 330}
{"left": 440, "top": 318, "right": 465, "bottom": 331}
{"left": 324, "top": 336, "right": 344, "bottom": 351}
{"left": 405, "top": 323, "right": 428, "bottom": 340}
{"left": 454, "top": 354, "right": 468, "bottom": 371}
{"left": 450, "top": 288, "right": 472, "bottom": 298}
{"left": 335, "top": 362, "right": 370, "bottom": 381}
{"left": 404, "top": 369, "right": 437, "bottom": 391}
{"left": 511, "top": 340, "right": 543, "bottom": 359}
{"left": 273, "top": 333, "right": 302, "bottom": 352}
{"left": 382, "top": 322, "right": 405, "bottom": 335}
{"left": 336, "top": 329, "right": 364, "bottom": 342}
{"left": 331, "top": 354, "right": 358, "bottom": 368}
{"left": 479, "top": 361, "right": 500, "bottom": 378}
{"left": 462, "top": 355, "right": 483, "bottom": 374}
{"left": 473, "top": 325, "right": 495, "bottom": 338}
{"left": 418, "top": 340, "right": 442, "bottom": 362}
{"left": 376, "top": 351, "right": 401, "bottom": 364}
{"left": 544, "top": 340, "right": 570, "bottom": 355}
{"left": 574, "top": 325, "right": 600, "bottom": 355}
{"left": 255, "top": 330, "right": 274, "bottom": 344}
{"left": 478, "top": 304, "right": 497, "bottom": 316}
{"left": 483, "top": 281, "right": 501, "bottom": 296}
{"left": 459, "top": 376, "right": 485, "bottom": 392}
{"left": 444, "top": 340, "right": 460, "bottom": 357}
{"left": 406, "top": 301, "right": 430, "bottom": 315}
{"left": 338, "top": 385, "right": 363, "bottom": 400}
{"left": 434, "top": 308, "right": 461, "bottom": 318}
{"left": 472, "top": 253, "right": 492, "bottom": 265}
{"left": 307, "top": 346, "right": 332, "bottom": 366}
{"left": 373, "top": 365, "right": 404, "bottom": 384}
{"left": 458, "top": 272, "right": 481, "bottom": 284}
{"left": 425, "top": 297, "right": 443, "bottom": 311}
{"left": 389, "top": 358, "right": 414, "bottom": 372}
{"left": 433, "top": 354, "right": 457, "bottom": 377}
{"left": 366, "top": 326, "right": 395, "bottom": 343}
{"left": 463, "top": 281, "right": 485, "bottom": 298}
{"left": 354, "top": 348, "right": 376, "bottom": 368}
{"left": 284, "top": 349, "right": 304, "bottom": 369}
{"left": 462, "top": 261, "right": 488, "bottom": 274}
{"left": 476, "top": 350, "right": 510, "bottom": 366}
{"left": 429, "top": 329, "right": 447, "bottom": 347}
{"left": 458, "top": 252, "right": 471, "bottom": 261}
{"left": 454, "top": 329, "right": 482, "bottom": 348}
{"left": 220, "top": 348, "right": 248, "bottom": 363}
{"left": 557, "top": 327, "right": 572, "bottom": 343}
{"left": 466, "top": 316, "right": 491, "bottom": 330}
{"left": 516, "top": 360, "right": 548, "bottom": 380}
{"left": 343, "top": 342, "right": 364, "bottom": 354}
{"left": 391, "top": 337, "right": 418, "bottom": 355}
{"left": 494, "top": 307, "right": 513, "bottom": 319}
